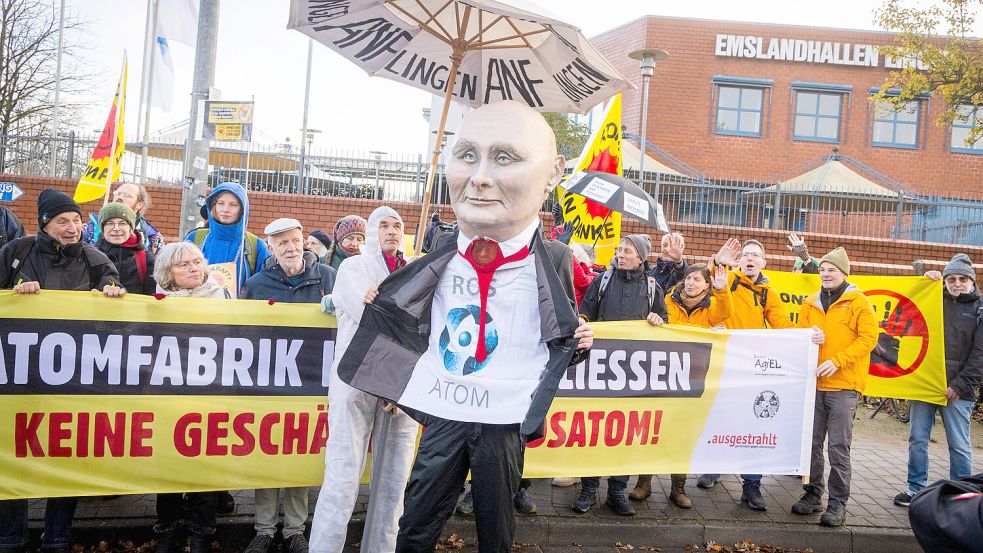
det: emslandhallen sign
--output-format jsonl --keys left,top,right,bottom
{"left": 714, "top": 34, "right": 926, "bottom": 69}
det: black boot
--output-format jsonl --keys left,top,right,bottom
{"left": 605, "top": 491, "right": 636, "bottom": 516}
{"left": 153, "top": 523, "right": 181, "bottom": 553}
{"left": 741, "top": 481, "right": 767, "bottom": 511}
{"left": 190, "top": 529, "right": 214, "bottom": 553}
{"left": 820, "top": 499, "right": 847, "bottom": 527}
{"left": 791, "top": 486, "right": 824, "bottom": 515}
{"left": 572, "top": 487, "right": 597, "bottom": 513}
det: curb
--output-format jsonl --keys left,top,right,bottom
{"left": 61, "top": 514, "right": 918, "bottom": 553}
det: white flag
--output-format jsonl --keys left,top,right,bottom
{"left": 150, "top": 36, "right": 175, "bottom": 112}
{"left": 156, "top": 0, "right": 198, "bottom": 46}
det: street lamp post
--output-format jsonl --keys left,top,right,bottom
{"left": 628, "top": 49, "right": 669, "bottom": 203}
{"left": 298, "top": 127, "right": 320, "bottom": 195}
{"left": 370, "top": 151, "right": 386, "bottom": 200}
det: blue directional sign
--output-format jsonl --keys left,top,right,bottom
{"left": 0, "top": 182, "right": 23, "bottom": 202}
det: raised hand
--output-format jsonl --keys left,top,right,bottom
{"left": 710, "top": 257, "right": 729, "bottom": 290}
{"left": 715, "top": 238, "right": 742, "bottom": 268}
{"left": 664, "top": 233, "right": 685, "bottom": 263}
{"left": 787, "top": 233, "right": 810, "bottom": 261}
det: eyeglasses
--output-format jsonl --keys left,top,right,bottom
{"left": 740, "top": 252, "right": 763, "bottom": 258}
{"left": 103, "top": 220, "right": 130, "bottom": 229}
{"left": 113, "top": 191, "right": 136, "bottom": 200}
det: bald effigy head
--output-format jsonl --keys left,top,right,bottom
{"left": 446, "top": 100, "right": 565, "bottom": 242}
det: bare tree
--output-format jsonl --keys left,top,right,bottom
{"left": 0, "top": 0, "right": 91, "bottom": 172}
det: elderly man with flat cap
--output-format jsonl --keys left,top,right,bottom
{"left": 333, "top": 100, "right": 593, "bottom": 553}
{"left": 240, "top": 218, "right": 337, "bottom": 553}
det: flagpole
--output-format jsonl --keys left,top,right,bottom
{"left": 135, "top": 0, "right": 153, "bottom": 150}
{"left": 140, "top": 0, "right": 160, "bottom": 184}
{"left": 105, "top": 54, "right": 127, "bottom": 206}
{"left": 48, "top": 0, "right": 65, "bottom": 175}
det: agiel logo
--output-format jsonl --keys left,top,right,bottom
{"left": 866, "top": 290, "right": 930, "bottom": 378}
{"left": 439, "top": 305, "right": 498, "bottom": 376}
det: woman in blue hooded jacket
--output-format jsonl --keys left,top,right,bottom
{"left": 184, "top": 182, "right": 270, "bottom": 290}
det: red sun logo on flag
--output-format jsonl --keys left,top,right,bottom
{"left": 581, "top": 148, "right": 619, "bottom": 219}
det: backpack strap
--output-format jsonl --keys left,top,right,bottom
{"left": 646, "top": 275, "right": 657, "bottom": 311}
{"left": 193, "top": 229, "right": 257, "bottom": 276}
{"left": 6, "top": 237, "right": 35, "bottom": 287}
{"left": 244, "top": 233, "right": 258, "bottom": 275}
{"left": 82, "top": 246, "right": 111, "bottom": 289}
{"left": 597, "top": 269, "right": 614, "bottom": 297}
{"left": 192, "top": 228, "right": 208, "bottom": 248}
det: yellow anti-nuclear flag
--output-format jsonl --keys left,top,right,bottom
{"left": 75, "top": 54, "right": 127, "bottom": 203}
{"left": 764, "top": 271, "right": 946, "bottom": 405}
{"left": 558, "top": 95, "right": 623, "bottom": 266}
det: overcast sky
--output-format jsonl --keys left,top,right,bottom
{"left": 63, "top": 0, "right": 982, "bottom": 155}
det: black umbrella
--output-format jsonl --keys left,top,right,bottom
{"left": 563, "top": 171, "right": 670, "bottom": 232}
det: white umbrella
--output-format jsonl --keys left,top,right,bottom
{"left": 288, "top": 0, "right": 633, "bottom": 252}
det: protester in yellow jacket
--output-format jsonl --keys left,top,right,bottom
{"left": 791, "top": 247, "right": 878, "bottom": 528}
{"left": 692, "top": 238, "right": 793, "bottom": 511}
{"left": 723, "top": 242, "right": 794, "bottom": 331}
{"left": 665, "top": 263, "right": 734, "bottom": 329}
{"left": 659, "top": 260, "right": 732, "bottom": 509}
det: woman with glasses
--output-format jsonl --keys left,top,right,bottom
{"left": 94, "top": 202, "right": 157, "bottom": 295}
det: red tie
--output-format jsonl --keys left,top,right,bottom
{"left": 460, "top": 239, "right": 530, "bottom": 363}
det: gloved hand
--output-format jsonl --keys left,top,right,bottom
{"left": 321, "top": 294, "right": 336, "bottom": 315}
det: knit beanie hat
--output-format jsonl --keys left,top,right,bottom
{"left": 98, "top": 202, "right": 138, "bottom": 231}
{"left": 37, "top": 188, "right": 82, "bottom": 230}
{"left": 309, "top": 229, "right": 333, "bottom": 250}
{"left": 623, "top": 234, "right": 652, "bottom": 261}
{"left": 820, "top": 247, "right": 851, "bottom": 276}
{"left": 333, "top": 215, "right": 366, "bottom": 242}
{"left": 943, "top": 253, "right": 976, "bottom": 281}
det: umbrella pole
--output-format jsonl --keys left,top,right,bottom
{"left": 592, "top": 212, "right": 611, "bottom": 248}
{"left": 414, "top": 49, "right": 463, "bottom": 256}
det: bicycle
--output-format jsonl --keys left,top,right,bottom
{"left": 862, "top": 395, "right": 910, "bottom": 423}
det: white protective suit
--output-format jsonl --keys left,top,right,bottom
{"left": 309, "top": 207, "right": 420, "bottom": 553}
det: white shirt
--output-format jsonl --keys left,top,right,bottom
{"left": 397, "top": 218, "right": 550, "bottom": 423}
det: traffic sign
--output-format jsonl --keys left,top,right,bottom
{"left": 0, "top": 182, "right": 23, "bottom": 202}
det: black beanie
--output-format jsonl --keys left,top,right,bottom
{"left": 37, "top": 189, "right": 81, "bottom": 230}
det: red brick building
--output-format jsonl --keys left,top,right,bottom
{"left": 592, "top": 16, "right": 982, "bottom": 200}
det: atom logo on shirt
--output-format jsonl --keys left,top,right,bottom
{"left": 439, "top": 305, "right": 499, "bottom": 376}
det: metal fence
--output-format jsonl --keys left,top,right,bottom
{"left": 5, "top": 132, "right": 983, "bottom": 246}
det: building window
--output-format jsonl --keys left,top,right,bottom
{"left": 716, "top": 86, "right": 764, "bottom": 136}
{"left": 871, "top": 98, "right": 920, "bottom": 149}
{"left": 794, "top": 91, "right": 842, "bottom": 143}
{"left": 951, "top": 104, "right": 983, "bottom": 154}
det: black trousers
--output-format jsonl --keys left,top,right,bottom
{"left": 396, "top": 417, "right": 522, "bottom": 553}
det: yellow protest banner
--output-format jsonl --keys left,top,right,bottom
{"left": 0, "top": 290, "right": 333, "bottom": 499}
{"left": 75, "top": 54, "right": 127, "bottom": 204}
{"left": 524, "top": 322, "right": 817, "bottom": 477}
{"left": 764, "top": 271, "right": 946, "bottom": 404}
{"left": 0, "top": 292, "right": 820, "bottom": 498}
{"left": 558, "top": 95, "right": 623, "bottom": 266}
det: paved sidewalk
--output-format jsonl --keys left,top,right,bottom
{"left": 27, "top": 415, "right": 982, "bottom": 553}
